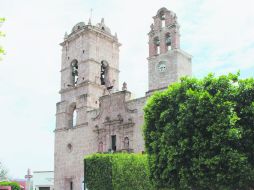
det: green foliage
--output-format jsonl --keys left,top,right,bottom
{"left": 85, "top": 154, "right": 113, "bottom": 190}
{"left": 0, "top": 181, "right": 21, "bottom": 190}
{"left": 85, "top": 153, "right": 154, "bottom": 190}
{"left": 112, "top": 154, "right": 153, "bottom": 190}
{"left": 144, "top": 73, "right": 254, "bottom": 190}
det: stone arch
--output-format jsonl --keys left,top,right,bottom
{"left": 159, "top": 10, "right": 166, "bottom": 27}
{"left": 157, "top": 7, "right": 169, "bottom": 16}
{"left": 153, "top": 37, "right": 160, "bottom": 55}
{"left": 100, "top": 60, "right": 109, "bottom": 86}
{"left": 165, "top": 33, "right": 172, "bottom": 51}
{"left": 71, "top": 59, "right": 78, "bottom": 86}
{"left": 69, "top": 103, "right": 77, "bottom": 128}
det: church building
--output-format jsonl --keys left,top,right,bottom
{"left": 54, "top": 7, "right": 192, "bottom": 190}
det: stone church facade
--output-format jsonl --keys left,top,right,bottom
{"left": 54, "top": 7, "right": 192, "bottom": 190}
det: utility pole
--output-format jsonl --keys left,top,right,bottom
{"left": 25, "top": 168, "right": 33, "bottom": 190}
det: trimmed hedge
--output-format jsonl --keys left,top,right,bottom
{"left": 0, "top": 181, "right": 21, "bottom": 190}
{"left": 144, "top": 73, "right": 254, "bottom": 189}
{"left": 84, "top": 153, "right": 154, "bottom": 190}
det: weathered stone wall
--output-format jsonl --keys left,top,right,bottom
{"left": 147, "top": 8, "right": 192, "bottom": 93}
{"left": 55, "top": 20, "right": 122, "bottom": 190}
{"left": 55, "top": 90, "right": 147, "bottom": 190}
{"left": 126, "top": 96, "right": 147, "bottom": 152}
{"left": 54, "top": 7, "right": 192, "bottom": 190}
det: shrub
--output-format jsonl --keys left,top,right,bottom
{"left": 144, "top": 73, "right": 254, "bottom": 190}
{"left": 85, "top": 154, "right": 113, "bottom": 190}
{"left": 0, "top": 181, "right": 21, "bottom": 190}
{"left": 84, "top": 153, "right": 154, "bottom": 190}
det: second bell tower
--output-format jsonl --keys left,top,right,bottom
{"left": 147, "top": 7, "right": 192, "bottom": 93}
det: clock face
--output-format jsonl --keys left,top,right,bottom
{"left": 157, "top": 61, "right": 166, "bottom": 72}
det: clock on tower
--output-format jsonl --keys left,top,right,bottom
{"left": 147, "top": 7, "right": 192, "bottom": 94}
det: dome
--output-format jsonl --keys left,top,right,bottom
{"left": 71, "top": 22, "right": 85, "bottom": 32}
{"left": 156, "top": 7, "right": 170, "bottom": 16}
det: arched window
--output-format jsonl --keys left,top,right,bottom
{"left": 160, "top": 11, "right": 166, "bottom": 28}
{"left": 73, "top": 108, "right": 77, "bottom": 127}
{"left": 71, "top": 60, "right": 78, "bottom": 86}
{"left": 154, "top": 37, "right": 160, "bottom": 55}
{"left": 100, "top": 60, "right": 108, "bottom": 85}
{"left": 160, "top": 11, "right": 166, "bottom": 20}
{"left": 162, "top": 20, "right": 166, "bottom": 28}
{"left": 69, "top": 104, "right": 77, "bottom": 128}
{"left": 98, "top": 141, "right": 103, "bottom": 153}
{"left": 166, "top": 33, "right": 172, "bottom": 50}
{"left": 124, "top": 137, "right": 129, "bottom": 150}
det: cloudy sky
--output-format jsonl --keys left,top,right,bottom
{"left": 0, "top": 0, "right": 254, "bottom": 179}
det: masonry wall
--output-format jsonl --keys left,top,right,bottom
{"left": 55, "top": 91, "right": 147, "bottom": 190}
{"left": 54, "top": 7, "right": 192, "bottom": 190}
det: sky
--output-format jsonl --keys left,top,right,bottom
{"left": 0, "top": 0, "right": 254, "bottom": 179}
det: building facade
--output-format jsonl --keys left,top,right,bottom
{"left": 54, "top": 7, "right": 192, "bottom": 190}
{"left": 33, "top": 171, "right": 54, "bottom": 190}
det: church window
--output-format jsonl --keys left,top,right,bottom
{"left": 100, "top": 60, "right": 108, "bottom": 85}
{"left": 162, "top": 20, "right": 165, "bottom": 28}
{"left": 69, "top": 104, "right": 77, "bottom": 128}
{"left": 160, "top": 11, "right": 166, "bottom": 28}
{"left": 111, "top": 135, "right": 116, "bottom": 152}
{"left": 73, "top": 108, "right": 77, "bottom": 127}
{"left": 124, "top": 137, "right": 129, "bottom": 150}
{"left": 71, "top": 60, "right": 78, "bottom": 86}
{"left": 166, "top": 33, "right": 172, "bottom": 50}
{"left": 154, "top": 37, "right": 160, "bottom": 55}
{"left": 70, "top": 181, "right": 73, "bottom": 190}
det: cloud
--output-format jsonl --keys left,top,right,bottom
{"left": 180, "top": 0, "right": 254, "bottom": 77}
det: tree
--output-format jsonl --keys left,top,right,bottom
{"left": 0, "top": 181, "right": 20, "bottom": 190}
{"left": 0, "top": 17, "right": 5, "bottom": 60}
{"left": 0, "top": 162, "right": 8, "bottom": 181}
{"left": 144, "top": 73, "right": 254, "bottom": 190}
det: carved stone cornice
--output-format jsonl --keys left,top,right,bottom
{"left": 54, "top": 122, "right": 88, "bottom": 132}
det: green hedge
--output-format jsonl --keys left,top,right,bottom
{"left": 84, "top": 153, "right": 154, "bottom": 190}
{"left": 144, "top": 73, "right": 254, "bottom": 189}
{"left": 0, "top": 181, "right": 21, "bottom": 190}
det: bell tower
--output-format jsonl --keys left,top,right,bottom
{"left": 147, "top": 7, "right": 192, "bottom": 93}
{"left": 54, "top": 19, "right": 121, "bottom": 190}
{"left": 56, "top": 19, "right": 121, "bottom": 130}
